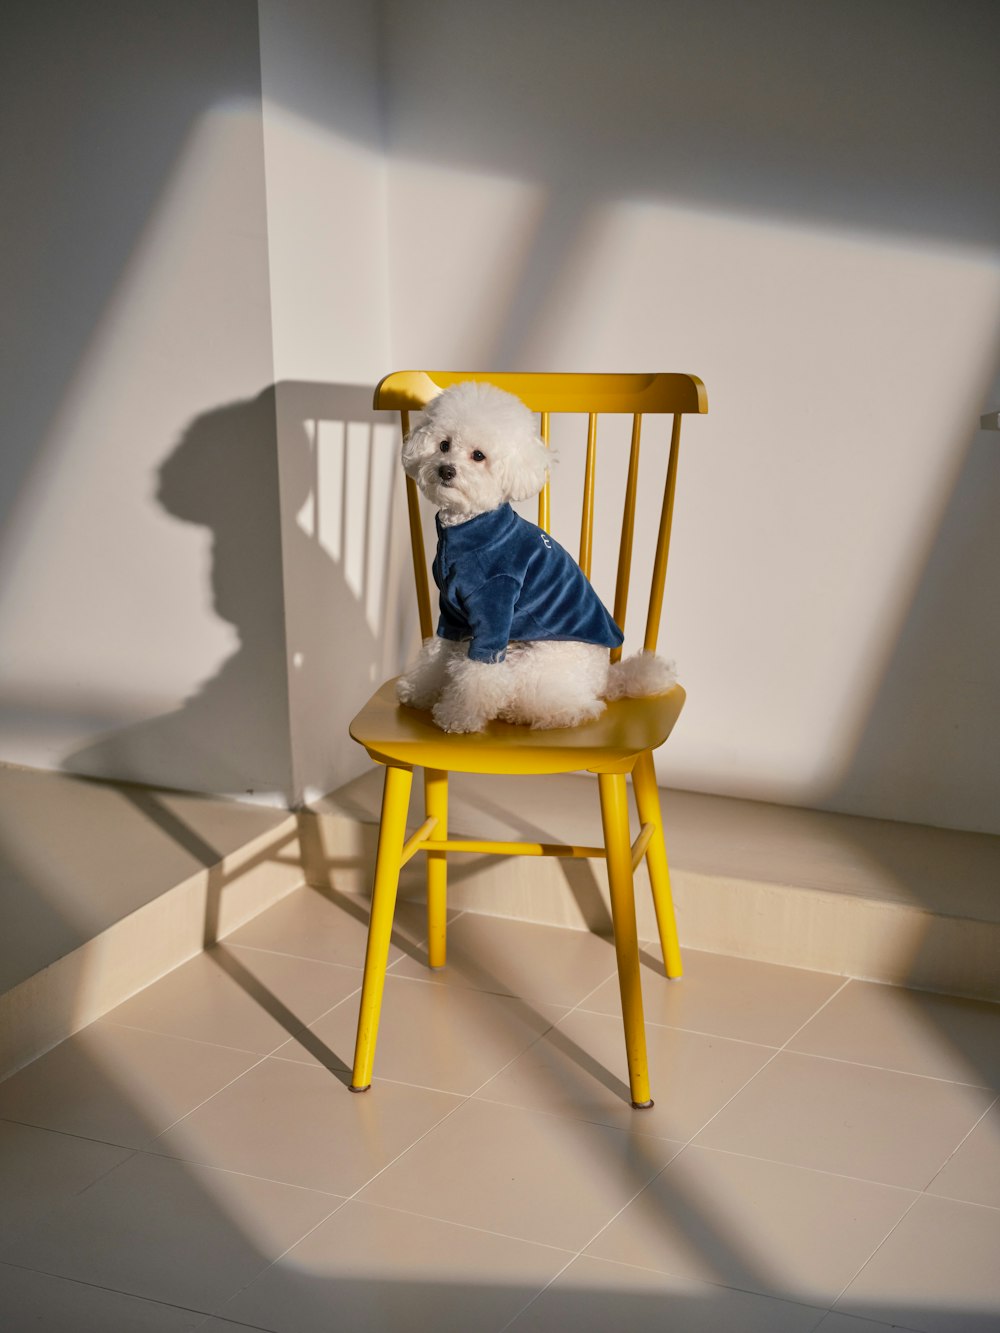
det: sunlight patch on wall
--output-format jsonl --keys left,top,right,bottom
{"left": 295, "top": 417, "right": 398, "bottom": 638}
{"left": 387, "top": 172, "right": 1000, "bottom": 825}
{"left": 260, "top": 101, "right": 390, "bottom": 383}
{"left": 0, "top": 97, "right": 273, "bottom": 772}
{"left": 387, "top": 160, "right": 551, "bottom": 368}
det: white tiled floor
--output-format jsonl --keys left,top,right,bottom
{"left": 2, "top": 885, "right": 1000, "bottom": 1332}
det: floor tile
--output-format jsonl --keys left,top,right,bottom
{"left": 359, "top": 1098, "right": 680, "bottom": 1251}
{"left": 788, "top": 982, "right": 1000, "bottom": 1088}
{"left": 581, "top": 948, "right": 845, "bottom": 1046}
{"left": 391, "top": 913, "right": 620, "bottom": 1005}
{"left": 9, "top": 863, "right": 999, "bottom": 1333}
{"left": 0, "top": 1022, "right": 259, "bottom": 1149}
{"left": 587, "top": 1144, "right": 916, "bottom": 1308}
{"left": 927, "top": 1100, "right": 1000, "bottom": 1207}
{"left": 220, "top": 1200, "right": 571, "bottom": 1333}
{"left": 836, "top": 1194, "right": 1000, "bottom": 1333}
{"left": 153, "top": 1057, "right": 462, "bottom": 1195}
{"left": 272, "top": 974, "right": 565, "bottom": 1095}
{"left": 103, "top": 944, "right": 361, "bottom": 1055}
{"left": 1, "top": 1151, "right": 340, "bottom": 1314}
{"left": 507, "top": 1254, "right": 824, "bottom": 1333}
{"left": 0, "top": 1120, "right": 132, "bottom": 1255}
{"left": 814, "top": 1315, "right": 921, "bottom": 1333}
{"left": 198, "top": 1322, "right": 273, "bottom": 1333}
{"left": 0, "top": 1263, "right": 206, "bottom": 1332}
{"left": 224, "top": 886, "right": 425, "bottom": 968}
{"left": 475, "top": 1007, "right": 774, "bottom": 1139}
{"left": 695, "top": 1051, "right": 996, "bottom": 1188}
{"left": 198, "top": 1322, "right": 275, "bottom": 1332}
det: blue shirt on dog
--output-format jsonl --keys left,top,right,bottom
{"left": 433, "top": 504, "right": 624, "bottom": 663}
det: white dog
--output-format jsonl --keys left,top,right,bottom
{"left": 396, "top": 381, "right": 677, "bottom": 733}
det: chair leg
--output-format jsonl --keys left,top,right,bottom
{"left": 632, "top": 749, "right": 683, "bottom": 980}
{"left": 424, "top": 769, "right": 448, "bottom": 969}
{"left": 598, "top": 771, "right": 653, "bottom": 1109}
{"left": 351, "top": 763, "right": 413, "bottom": 1092}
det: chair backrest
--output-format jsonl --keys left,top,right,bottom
{"left": 373, "top": 371, "right": 708, "bottom": 662}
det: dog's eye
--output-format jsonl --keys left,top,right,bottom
{"left": 439, "top": 439, "right": 450, "bottom": 453}
{"left": 472, "top": 450, "right": 486, "bottom": 462}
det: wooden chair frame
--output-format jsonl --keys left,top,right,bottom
{"left": 348, "top": 371, "right": 707, "bottom": 1107}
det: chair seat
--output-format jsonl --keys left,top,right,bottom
{"left": 349, "top": 677, "right": 686, "bottom": 776}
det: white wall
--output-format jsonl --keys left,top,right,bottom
{"left": 4, "top": 0, "right": 997, "bottom": 835}
{"left": 257, "top": 0, "right": 404, "bottom": 805}
{"left": 380, "top": 0, "right": 1000, "bottom": 834}
{"left": 0, "top": 1, "right": 293, "bottom": 802}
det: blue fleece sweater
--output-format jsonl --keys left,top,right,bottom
{"left": 432, "top": 504, "right": 624, "bottom": 663}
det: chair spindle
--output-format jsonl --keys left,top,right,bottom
{"left": 579, "top": 412, "right": 598, "bottom": 578}
{"left": 402, "top": 409, "right": 434, "bottom": 640}
{"left": 537, "top": 411, "right": 551, "bottom": 532}
{"left": 643, "top": 413, "right": 683, "bottom": 654}
{"left": 611, "top": 413, "right": 643, "bottom": 663}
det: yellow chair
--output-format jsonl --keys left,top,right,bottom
{"left": 349, "top": 371, "right": 707, "bottom": 1108}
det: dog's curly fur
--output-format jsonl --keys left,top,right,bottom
{"left": 397, "top": 381, "right": 676, "bottom": 733}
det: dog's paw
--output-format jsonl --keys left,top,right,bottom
{"left": 431, "top": 698, "right": 488, "bottom": 734}
{"left": 396, "top": 676, "right": 438, "bottom": 709}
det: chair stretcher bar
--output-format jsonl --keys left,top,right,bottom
{"left": 399, "top": 822, "right": 656, "bottom": 873}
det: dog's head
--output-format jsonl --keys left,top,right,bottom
{"left": 402, "top": 381, "right": 550, "bottom": 518}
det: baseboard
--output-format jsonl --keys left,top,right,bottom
{"left": 0, "top": 766, "right": 306, "bottom": 1080}
{"left": 301, "top": 770, "right": 1000, "bottom": 1003}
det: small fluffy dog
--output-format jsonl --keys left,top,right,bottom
{"left": 397, "top": 381, "right": 677, "bottom": 733}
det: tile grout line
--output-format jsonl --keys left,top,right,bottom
{"left": 437, "top": 956, "right": 625, "bottom": 1119}
{"left": 495, "top": 1250, "right": 581, "bottom": 1332}
{"left": 101, "top": 902, "right": 465, "bottom": 1160}
{"left": 206, "top": 1199, "right": 349, "bottom": 1328}
{"left": 529, "top": 975, "right": 859, "bottom": 1322}
{"left": 209, "top": 1090, "right": 484, "bottom": 1319}
{"left": 577, "top": 968, "right": 997, "bottom": 1325}
{"left": 92, "top": 1017, "right": 280, "bottom": 1059}
{"left": 491, "top": 962, "right": 831, "bottom": 1331}
{"left": 78, "top": 944, "right": 1000, "bottom": 1325}
{"left": 358, "top": 958, "right": 862, "bottom": 1322}
{"left": 670, "top": 972, "right": 855, "bottom": 1168}
{"left": 919, "top": 1090, "right": 1000, "bottom": 1199}
{"left": 321, "top": 1194, "right": 581, "bottom": 1254}
{"left": 0, "top": 1113, "right": 142, "bottom": 1161}
{"left": 271, "top": 939, "right": 662, "bottom": 1330}
{"left": 825, "top": 1188, "right": 927, "bottom": 1316}
{"left": 713, "top": 1043, "right": 1000, "bottom": 1092}
{"left": 21, "top": 879, "right": 998, "bottom": 1330}
{"left": 14, "top": 900, "right": 482, "bottom": 1279}
{"left": 0, "top": 1257, "right": 243, "bottom": 1329}
{"left": 194, "top": 907, "right": 999, "bottom": 1330}
{"left": 495, "top": 1246, "right": 836, "bottom": 1332}
{"left": 151, "top": 900, "right": 473, "bottom": 1333}
{"left": 143, "top": 1051, "right": 276, "bottom": 1150}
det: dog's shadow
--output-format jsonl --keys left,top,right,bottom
{"left": 64, "top": 384, "right": 386, "bottom": 803}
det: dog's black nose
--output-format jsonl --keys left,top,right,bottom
{"left": 437, "top": 463, "right": 456, "bottom": 482}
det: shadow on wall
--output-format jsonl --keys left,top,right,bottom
{"left": 63, "top": 384, "right": 391, "bottom": 807}
{"left": 64, "top": 390, "right": 294, "bottom": 800}
{"left": 270, "top": 380, "right": 410, "bottom": 805}
{"left": 0, "top": 0, "right": 266, "bottom": 543}
{"left": 822, "top": 364, "right": 1000, "bottom": 835}
{"left": 379, "top": 0, "right": 1000, "bottom": 251}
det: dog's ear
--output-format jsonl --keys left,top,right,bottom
{"left": 500, "top": 434, "right": 550, "bottom": 502}
{"left": 400, "top": 416, "right": 435, "bottom": 478}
